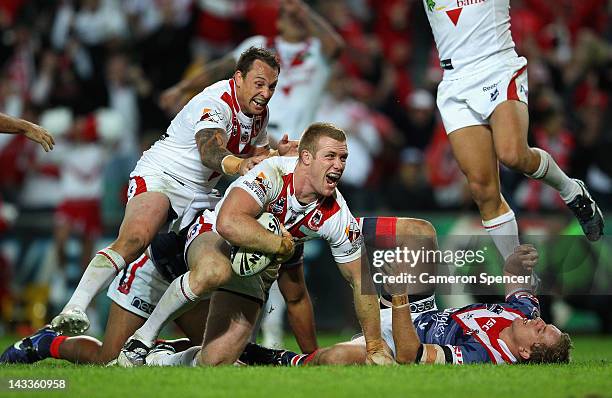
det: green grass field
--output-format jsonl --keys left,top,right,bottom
{"left": 1, "top": 334, "right": 611, "bottom": 398}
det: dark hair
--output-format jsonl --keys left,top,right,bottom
{"left": 298, "top": 122, "right": 346, "bottom": 157}
{"left": 524, "top": 332, "right": 572, "bottom": 364}
{"left": 235, "top": 47, "right": 280, "bottom": 75}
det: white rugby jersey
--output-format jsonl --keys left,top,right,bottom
{"left": 137, "top": 79, "right": 269, "bottom": 190}
{"left": 216, "top": 156, "right": 362, "bottom": 264}
{"left": 233, "top": 36, "right": 331, "bottom": 140}
{"left": 423, "top": 0, "right": 517, "bottom": 79}
{"left": 59, "top": 143, "right": 106, "bottom": 200}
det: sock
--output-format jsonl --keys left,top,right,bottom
{"left": 281, "top": 350, "right": 318, "bottom": 367}
{"left": 147, "top": 346, "right": 201, "bottom": 367}
{"left": 482, "top": 210, "right": 520, "bottom": 260}
{"left": 527, "top": 148, "right": 581, "bottom": 203}
{"left": 64, "top": 248, "right": 126, "bottom": 311}
{"left": 49, "top": 336, "right": 68, "bottom": 359}
{"left": 262, "top": 281, "right": 286, "bottom": 348}
{"left": 133, "top": 272, "right": 199, "bottom": 346}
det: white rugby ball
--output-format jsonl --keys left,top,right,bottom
{"left": 230, "top": 212, "right": 282, "bottom": 277}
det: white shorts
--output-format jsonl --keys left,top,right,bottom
{"left": 437, "top": 56, "right": 529, "bottom": 134}
{"left": 128, "top": 164, "right": 222, "bottom": 232}
{"left": 107, "top": 254, "right": 169, "bottom": 319}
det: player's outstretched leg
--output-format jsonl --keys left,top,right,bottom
{"left": 51, "top": 192, "right": 170, "bottom": 335}
{"left": 0, "top": 327, "right": 63, "bottom": 364}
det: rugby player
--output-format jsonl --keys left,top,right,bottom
{"left": 159, "top": 0, "right": 344, "bottom": 348}
{"left": 0, "top": 112, "right": 55, "bottom": 151}
{"left": 118, "top": 123, "right": 394, "bottom": 366}
{"left": 422, "top": 0, "right": 603, "bottom": 260}
{"left": 239, "top": 245, "right": 572, "bottom": 365}
{"left": 49, "top": 47, "right": 296, "bottom": 336}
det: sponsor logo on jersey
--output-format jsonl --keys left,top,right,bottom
{"left": 270, "top": 197, "right": 285, "bottom": 215}
{"left": 253, "top": 115, "right": 263, "bottom": 137}
{"left": 426, "top": 0, "right": 436, "bottom": 12}
{"left": 490, "top": 88, "right": 499, "bottom": 101}
{"left": 200, "top": 108, "right": 222, "bottom": 123}
{"left": 345, "top": 220, "right": 361, "bottom": 243}
{"left": 453, "top": 346, "right": 464, "bottom": 364}
{"left": 131, "top": 296, "right": 154, "bottom": 315}
{"left": 444, "top": 0, "right": 485, "bottom": 26}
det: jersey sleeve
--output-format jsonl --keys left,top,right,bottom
{"left": 232, "top": 35, "right": 266, "bottom": 61}
{"left": 230, "top": 157, "right": 281, "bottom": 208}
{"left": 505, "top": 291, "right": 541, "bottom": 319}
{"left": 192, "top": 96, "right": 233, "bottom": 136}
{"left": 321, "top": 202, "right": 362, "bottom": 264}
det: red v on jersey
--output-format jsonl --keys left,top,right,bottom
{"left": 446, "top": 8, "right": 463, "bottom": 26}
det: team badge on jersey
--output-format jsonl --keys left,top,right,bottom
{"left": 345, "top": 220, "right": 361, "bottom": 243}
{"left": 307, "top": 209, "right": 323, "bottom": 231}
{"left": 269, "top": 197, "right": 285, "bottom": 215}
{"left": 426, "top": 0, "right": 436, "bottom": 12}
{"left": 200, "top": 108, "right": 222, "bottom": 123}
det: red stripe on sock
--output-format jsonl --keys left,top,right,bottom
{"left": 483, "top": 219, "right": 513, "bottom": 230}
{"left": 97, "top": 250, "right": 120, "bottom": 273}
{"left": 302, "top": 350, "right": 319, "bottom": 365}
{"left": 375, "top": 217, "right": 398, "bottom": 248}
{"left": 50, "top": 336, "right": 68, "bottom": 359}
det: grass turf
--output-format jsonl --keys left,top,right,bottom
{"left": 0, "top": 334, "right": 611, "bottom": 398}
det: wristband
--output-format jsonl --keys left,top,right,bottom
{"left": 221, "top": 155, "right": 243, "bottom": 175}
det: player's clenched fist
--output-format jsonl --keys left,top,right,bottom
{"left": 365, "top": 340, "right": 395, "bottom": 365}
{"left": 273, "top": 224, "right": 295, "bottom": 264}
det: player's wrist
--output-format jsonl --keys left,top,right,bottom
{"left": 221, "top": 155, "right": 243, "bottom": 175}
{"left": 268, "top": 149, "right": 279, "bottom": 157}
{"left": 391, "top": 294, "right": 410, "bottom": 309}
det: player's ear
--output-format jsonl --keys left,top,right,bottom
{"left": 234, "top": 70, "right": 244, "bottom": 87}
{"left": 300, "top": 149, "right": 313, "bottom": 165}
{"left": 518, "top": 345, "right": 531, "bottom": 360}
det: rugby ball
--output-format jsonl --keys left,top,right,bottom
{"left": 230, "top": 212, "right": 282, "bottom": 277}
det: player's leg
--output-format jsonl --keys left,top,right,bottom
{"left": 448, "top": 126, "right": 519, "bottom": 259}
{"left": 239, "top": 340, "right": 366, "bottom": 366}
{"left": 173, "top": 298, "right": 210, "bottom": 348}
{"left": 52, "top": 191, "right": 170, "bottom": 334}
{"left": 0, "top": 302, "right": 145, "bottom": 365}
{"left": 146, "top": 291, "right": 261, "bottom": 366}
{"left": 118, "top": 230, "right": 232, "bottom": 366}
{"left": 490, "top": 100, "right": 603, "bottom": 241}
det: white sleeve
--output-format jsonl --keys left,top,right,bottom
{"left": 230, "top": 157, "right": 280, "bottom": 207}
{"left": 232, "top": 35, "right": 267, "bottom": 61}
{"left": 322, "top": 204, "right": 362, "bottom": 264}
{"left": 193, "top": 97, "right": 232, "bottom": 135}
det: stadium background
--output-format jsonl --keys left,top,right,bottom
{"left": 0, "top": 0, "right": 610, "bottom": 340}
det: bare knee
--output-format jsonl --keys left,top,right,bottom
{"left": 496, "top": 145, "right": 533, "bottom": 172}
{"left": 404, "top": 219, "right": 437, "bottom": 240}
{"left": 189, "top": 260, "right": 232, "bottom": 295}
{"left": 466, "top": 175, "right": 500, "bottom": 208}
{"left": 112, "top": 234, "right": 148, "bottom": 263}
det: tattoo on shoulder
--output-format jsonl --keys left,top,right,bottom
{"left": 196, "top": 128, "right": 232, "bottom": 172}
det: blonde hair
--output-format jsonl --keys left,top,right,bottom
{"left": 298, "top": 122, "right": 346, "bottom": 158}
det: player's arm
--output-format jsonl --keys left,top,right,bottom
{"left": 503, "top": 244, "right": 539, "bottom": 297}
{"left": 278, "top": 263, "right": 318, "bottom": 353}
{"left": 196, "top": 128, "right": 266, "bottom": 176}
{"left": 286, "top": 0, "right": 345, "bottom": 60}
{"left": 159, "top": 55, "right": 235, "bottom": 112}
{"left": 337, "top": 257, "right": 393, "bottom": 365}
{"left": 390, "top": 294, "right": 421, "bottom": 364}
{"left": 216, "top": 187, "right": 294, "bottom": 261}
{"left": 0, "top": 112, "right": 55, "bottom": 151}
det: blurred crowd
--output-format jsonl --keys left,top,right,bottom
{"left": 0, "top": 0, "right": 611, "bottom": 227}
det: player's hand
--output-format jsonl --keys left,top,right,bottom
{"left": 504, "top": 244, "right": 538, "bottom": 276}
{"left": 23, "top": 122, "right": 55, "bottom": 152}
{"left": 159, "top": 85, "right": 184, "bottom": 113}
{"left": 238, "top": 155, "right": 267, "bottom": 175}
{"left": 274, "top": 224, "right": 295, "bottom": 264}
{"left": 365, "top": 340, "right": 395, "bottom": 365}
{"left": 277, "top": 134, "right": 298, "bottom": 156}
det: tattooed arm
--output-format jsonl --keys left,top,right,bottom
{"left": 195, "top": 128, "right": 266, "bottom": 175}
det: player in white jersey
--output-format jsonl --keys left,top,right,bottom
{"left": 117, "top": 123, "right": 393, "bottom": 367}
{"left": 422, "top": 0, "right": 603, "bottom": 262}
{"left": 159, "top": 0, "right": 343, "bottom": 142}
{"left": 49, "top": 47, "right": 293, "bottom": 336}
{"left": 159, "top": 0, "right": 344, "bottom": 348}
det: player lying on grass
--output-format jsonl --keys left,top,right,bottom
{"left": 237, "top": 244, "right": 572, "bottom": 365}
{"left": 117, "top": 123, "right": 394, "bottom": 367}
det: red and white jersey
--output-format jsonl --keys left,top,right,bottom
{"left": 216, "top": 156, "right": 362, "bottom": 264}
{"left": 57, "top": 142, "right": 106, "bottom": 200}
{"left": 233, "top": 36, "right": 331, "bottom": 140}
{"left": 137, "top": 79, "right": 269, "bottom": 190}
{"left": 423, "top": 0, "right": 517, "bottom": 79}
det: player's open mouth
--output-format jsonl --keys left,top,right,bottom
{"left": 251, "top": 97, "right": 267, "bottom": 110}
{"left": 325, "top": 173, "right": 340, "bottom": 187}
